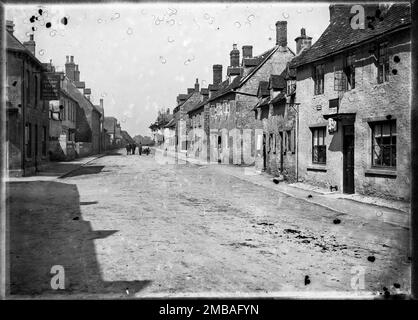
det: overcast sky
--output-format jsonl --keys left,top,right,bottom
{"left": 6, "top": 2, "right": 330, "bottom": 137}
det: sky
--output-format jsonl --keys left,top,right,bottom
{"left": 6, "top": 2, "right": 330, "bottom": 138}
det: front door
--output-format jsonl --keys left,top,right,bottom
{"left": 262, "top": 134, "right": 266, "bottom": 170}
{"left": 34, "top": 124, "right": 38, "bottom": 171}
{"left": 343, "top": 125, "right": 355, "bottom": 194}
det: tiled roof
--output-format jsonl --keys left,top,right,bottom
{"left": 269, "top": 75, "right": 286, "bottom": 90}
{"left": 291, "top": 3, "right": 411, "bottom": 67}
{"left": 243, "top": 57, "right": 261, "bottom": 67}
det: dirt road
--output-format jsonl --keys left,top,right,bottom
{"left": 7, "top": 149, "right": 410, "bottom": 298}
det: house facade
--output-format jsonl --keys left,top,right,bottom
{"left": 6, "top": 23, "right": 49, "bottom": 176}
{"left": 204, "top": 21, "right": 294, "bottom": 166}
{"left": 291, "top": 4, "right": 411, "bottom": 200}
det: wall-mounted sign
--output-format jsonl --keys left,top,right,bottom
{"left": 328, "top": 118, "right": 338, "bottom": 133}
{"left": 41, "top": 73, "right": 61, "bottom": 100}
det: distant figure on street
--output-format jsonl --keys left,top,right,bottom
{"left": 125, "top": 143, "right": 131, "bottom": 155}
{"left": 131, "top": 143, "right": 136, "bottom": 155}
{"left": 138, "top": 142, "right": 142, "bottom": 156}
{"left": 144, "top": 147, "right": 150, "bottom": 155}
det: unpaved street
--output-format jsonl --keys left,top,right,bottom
{"left": 7, "top": 150, "right": 410, "bottom": 297}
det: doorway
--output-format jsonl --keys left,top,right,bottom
{"left": 217, "top": 135, "right": 222, "bottom": 163}
{"left": 343, "top": 125, "right": 355, "bottom": 194}
{"left": 262, "top": 134, "right": 266, "bottom": 170}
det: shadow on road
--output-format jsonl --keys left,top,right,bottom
{"left": 7, "top": 180, "right": 152, "bottom": 297}
{"left": 59, "top": 165, "right": 105, "bottom": 179}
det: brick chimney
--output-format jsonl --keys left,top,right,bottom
{"left": 295, "top": 28, "right": 312, "bottom": 55}
{"left": 23, "top": 34, "right": 36, "bottom": 56}
{"left": 6, "top": 20, "right": 15, "bottom": 34}
{"left": 213, "top": 64, "right": 222, "bottom": 85}
{"left": 276, "top": 21, "right": 287, "bottom": 47}
{"left": 194, "top": 78, "right": 200, "bottom": 92}
{"left": 230, "top": 44, "right": 240, "bottom": 67}
{"left": 242, "top": 45, "right": 253, "bottom": 58}
{"left": 329, "top": 4, "right": 351, "bottom": 22}
{"left": 65, "top": 55, "right": 76, "bottom": 81}
{"left": 74, "top": 65, "right": 80, "bottom": 82}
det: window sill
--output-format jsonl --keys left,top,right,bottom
{"left": 365, "top": 168, "right": 397, "bottom": 178}
{"left": 307, "top": 164, "right": 327, "bottom": 172}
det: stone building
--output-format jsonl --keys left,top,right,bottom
{"left": 253, "top": 65, "right": 298, "bottom": 181}
{"left": 64, "top": 56, "right": 102, "bottom": 156}
{"left": 6, "top": 22, "right": 49, "bottom": 176}
{"left": 291, "top": 4, "right": 411, "bottom": 200}
{"left": 202, "top": 21, "right": 294, "bottom": 166}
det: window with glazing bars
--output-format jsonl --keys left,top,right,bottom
{"left": 312, "top": 127, "right": 326, "bottom": 164}
{"left": 371, "top": 120, "right": 396, "bottom": 167}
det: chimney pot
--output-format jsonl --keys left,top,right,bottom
{"left": 295, "top": 27, "right": 312, "bottom": 55}
{"left": 66, "top": 56, "right": 69, "bottom": 63}
{"left": 230, "top": 44, "right": 240, "bottom": 67}
{"left": 275, "top": 21, "right": 288, "bottom": 47}
{"left": 70, "top": 56, "right": 74, "bottom": 63}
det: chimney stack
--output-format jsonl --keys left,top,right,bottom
{"left": 100, "top": 98, "right": 104, "bottom": 111}
{"left": 65, "top": 55, "right": 76, "bottom": 81}
{"left": 295, "top": 28, "right": 312, "bottom": 55}
{"left": 230, "top": 44, "right": 240, "bottom": 67}
{"left": 275, "top": 21, "right": 287, "bottom": 47}
{"left": 213, "top": 64, "right": 222, "bottom": 85}
{"left": 194, "top": 78, "right": 200, "bottom": 92}
{"left": 23, "top": 34, "right": 36, "bottom": 56}
{"left": 74, "top": 65, "right": 80, "bottom": 82}
{"left": 242, "top": 45, "right": 253, "bottom": 58}
{"left": 6, "top": 20, "right": 15, "bottom": 34}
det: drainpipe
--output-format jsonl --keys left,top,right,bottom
{"left": 296, "top": 103, "right": 299, "bottom": 182}
{"left": 22, "top": 59, "right": 26, "bottom": 175}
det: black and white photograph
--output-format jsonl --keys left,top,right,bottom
{"left": 0, "top": 0, "right": 415, "bottom": 304}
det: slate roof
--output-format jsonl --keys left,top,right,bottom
{"left": 291, "top": 3, "right": 411, "bottom": 67}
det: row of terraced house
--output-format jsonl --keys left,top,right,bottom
{"left": 150, "top": 3, "right": 411, "bottom": 201}
{"left": 5, "top": 20, "right": 124, "bottom": 176}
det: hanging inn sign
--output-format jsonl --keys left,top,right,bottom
{"left": 41, "top": 72, "right": 61, "bottom": 101}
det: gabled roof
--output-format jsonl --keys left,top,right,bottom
{"left": 291, "top": 3, "right": 411, "bottom": 68}
{"left": 207, "top": 44, "right": 292, "bottom": 103}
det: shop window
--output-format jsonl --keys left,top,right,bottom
{"left": 377, "top": 42, "right": 389, "bottom": 83}
{"left": 371, "top": 120, "right": 396, "bottom": 167}
{"left": 313, "top": 64, "right": 324, "bottom": 95}
{"left": 311, "top": 127, "right": 326, "bottom": 164}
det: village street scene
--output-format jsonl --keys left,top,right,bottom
{"left": 3, "top": 3, "right": 412, "bottom": 298}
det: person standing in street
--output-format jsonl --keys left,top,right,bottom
{"left": 126, "top": 143, "right": 131, "bottom": 155}
{"left": 131, "top": 143, "right": 136, "bottom": 155}
{"left": 138, "top": 142, "right": 142, "bottom": 156}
